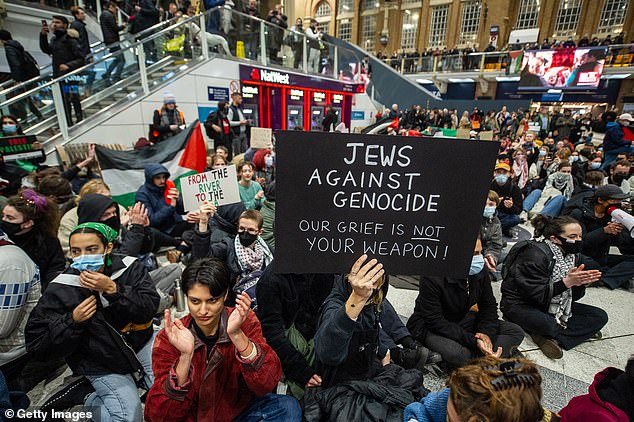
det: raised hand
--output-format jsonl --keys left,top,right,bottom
{"left": 563, "top": 264, "right": 602, "bottom": 288}
{"left": 164, "top": 309, "right": 195, "bottom": 356}
{"left": 347, "top": 254, "right": 385, "bottom": 301}
{"left": 79, "top": 271, "right": 117, "bottom": 294}
{"left": 227, "top": 292, "right": 252, "bottom": 337}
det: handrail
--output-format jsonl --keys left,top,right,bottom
{"left": 1, "top": 5, "right": 360, "bottom": 110}
{"left": 0, "top": 14, "right": 182, "bottom": 97}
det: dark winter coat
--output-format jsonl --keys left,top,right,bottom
{"left": 314, "top": 275, "right": 389, "bottom": 388}
{"left": 77, "top": 193, "right": 154, "bottom": 256}
{"left": 500, "top": 240, "right": 584, "bottom": 314}
{"left": 39, "top": 29, "right": 85, "bottom": 78}
{"left": 192, "top": 230, "right": 241, "bottom": 283}
{"left": 603, "top": 122, "right": 630, "bottom": 153}
{"left": 70, "top": 20, "right": 90, "bottom": 57}
{"left": 406, "top": 271, "right": 499, "bottom": 349}
{"left": 255, "top": 264, "right": 335, "bottom": 387}
{"left": 303, "top": 364, "right": 426, "bottom": 422}
{"left": 134, "top": 0, "right": 160, "bottom": 33}
{"left": 135, "top": 163, "right": 184, "bottom": 233}
{"left": 4, "top": 40, "right": 30, "bottom": 82}
{"left": 100, "top": 9, "right": 124, "bottom": 45}
{"left": 9, "top": 230, "right": 65, "bottom": 291}
{"left": 25, "top": 255, "right": 160, "bottom": 377}
{"left": 480, "top": 215, "right": 503, "bottom": 263}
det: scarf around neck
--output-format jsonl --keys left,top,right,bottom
{"left": 545, "top": 239, "right": 575, "bottom": 327}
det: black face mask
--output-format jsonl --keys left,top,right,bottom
{"left": 1, "top": 220, "right": 23, "bottom": 236}
{"left": 238, "top": 231, "right": 258, "bottom": 247}
{"left": 102, "top": 216, "right": 120, "bottom": 234}
{"left": 613, "top": 173, "right": 629, "bottom": 185}
{"left": 556, "top": 236, "right": 583, "bottom": 255}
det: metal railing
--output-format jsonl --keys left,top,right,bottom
{"left": 0, "top": 5, "right": 362, "bottom": 152}
{"left": 383, "top": 44, "right": 634, "bottom": 75}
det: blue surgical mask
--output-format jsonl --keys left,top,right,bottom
{"left": 264, "top": 155, "right": 274, "bottom": 167}
{"left": 2, "top": 124, "right": 17, "bottom": 135}
{"left": 495, "top": 174, "right": 509, "bottom": 184}
{"left": 483, "top": 206, "right": 496, "bottom": 218}
{"left": 70, "top": 254, "right": 105, "bottom": 272}
{"left": 539, "top": 150, "right": 547, "bottom": 157}
{"left": 469, "top": 254, "right": 485, "bottom": 276}
{"left": 590, "top": 162, "right": 602, "bottom": 169}
{"left": 570, "top": 155, "right": 579, "bottom": 163}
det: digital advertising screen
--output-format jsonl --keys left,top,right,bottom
{"left": 518, "top": 47, "right": 608, "bottom": 90}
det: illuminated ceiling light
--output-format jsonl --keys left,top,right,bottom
{"left": 405, "top": 9, "right": 411, "bottom": 14}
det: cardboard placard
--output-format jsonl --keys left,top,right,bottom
{"left": 180, "top": 166, "right": 241, "bottom": 212}
{"left": 0, "top": 135, "right": 43, "bottom": 162}
{"left": 250, "top": 127, "right": 272, "bottom": 149}
{"left": 274, "top": 131, "right": 499, "bottom": 277}
{"left": 479, "top": 131, "right": 494, "bottom": 140}
{"left": 456, "top": 128, "right": 472, "bottom": 139}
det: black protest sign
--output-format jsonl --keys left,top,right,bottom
{"left": 0, "top": 135, "right": 43, "bottom": 162}
{"left": 274, "top": 131, "right": 499, "bottom": 277}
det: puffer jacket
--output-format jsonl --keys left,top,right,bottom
{"left": 135, "top": 163, "right": 184, "bottom": 233}
{"left": 25, "top": 254, "right": 160, "bottom": 376}
{"left": 603, "top": 122, "right": 630, "bottom": 152}
{"left": 39, "top": 28, "right": 85, "bottom": 77}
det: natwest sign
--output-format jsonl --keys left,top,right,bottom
{"left": 251, "top": 68, "right": 290, "bottom": 85}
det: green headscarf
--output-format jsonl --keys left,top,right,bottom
{"left": 70, "top": 222, "right": 118, "bottom": 243}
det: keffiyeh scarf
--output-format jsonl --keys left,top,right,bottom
{"left": 545, "top": 240, "right": 576, "bottom": 327}
{"left": 234, "top": 235, "right": 273, "bottom": 274}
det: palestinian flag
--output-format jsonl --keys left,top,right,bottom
{"left": 96, "top": 120, "right": 207, "bottom": 208}
{"left": 508, "top": 50, "right": 524, "bottom": 75}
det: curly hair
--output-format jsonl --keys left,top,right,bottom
{"left": 7, "top": 190, "right": 59, "bottom": 236}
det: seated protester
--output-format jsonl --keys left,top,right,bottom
{"left": 563, "top": 185, "right": 634, "bottom": 291}
{"left": 58, "top": 180, "right": 121, "bottom": 258}
{"left": 481, "top": 190, "right": 504, "bottom": 271}
{"left": 310, "top": 256, "right": 429, "bottom": 421}
{"left": 512, "top": 148, "right": 530, "bottom": 192}
{"left": 252, "top": 149, "right": 275, "bottom": 188}
{"left": 25, "top": 223, "right": 160, "bottom": 421}
{"left": 602, "top": 112, "right": 634, "bottom": 169}
{"left": 144, "top": 258, "right": 301, "bottom": 422}
{"left": 605, "top": 159, "right": 634, "bottom": 195}
{"left": 215, "top": 145, "right": 230, "bottom": 162}
{"left": 560, "top": 355, "right": 634, "bottom": 421}
{"left": 404, "top": 356, "right": 557, "bottom": 422}
{"left": 135, "top": 163, "right": 191, "bottom": 251}
{"left": 570, "top": 170, "right": 604, "bottom": 199}
{"left": 523, "top": 161, "right": 574, "bottom": 218}
{"left": 205, "top": 153, "right": 228, "bottom": 172}
{"left": 238, "top": 161, "right": 264, "bottom": 210}
{"left": 1, "top": 190, "right": 65, "bottom": 291}
{"left": 37, "top": 174, "right": 75, "bottom": 215}
{"left": 153, "top": 92, "right": 185, "bottom": 142}
{"left": 192, "top": 205, "right": 273, "bottom": 307}
{"left": 0, "top": 153, "right": 29, "bottom": 198}
{"left": 0, "top": 230, "right": 41, "bottom": 387}
{"left": 406, "top": 238, "right": 524, "bottom": 368}
{"left": 260, "top": 181, "right": 276, "bottom": 249}
{"left": 501, "top": 215, "right": 608, "bottom": 359}
{"left": 490, "top": 163, "right": 523, "bottom": 237}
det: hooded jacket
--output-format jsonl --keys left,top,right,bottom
{"left": 314, "top": 275, "right": 390, "bottom": 388}
{"left": 39, "top": 28, "right": 85, "bottom": 78}
{"left": 9, "top": 229, "right": 65, "bottom": 292}
{"left": 603, "top": 122, "right": 630, "bottom": 153}
{"left": 76, "top": 193, "right": 154, "bottom": 256}
{"left": 135, "top": 164, "right": 184, "bottom": 233}
{"left": 560, "top": 367, "right": 632, "bottom": 421}
{"left": 25, "top": 254, "right": 160, "bottom": 377}
{"left": 4, "top": 40, "right": 31, "bottom": 82}
{"left": 144, "top": 311, "right": 282, "bottom": 422}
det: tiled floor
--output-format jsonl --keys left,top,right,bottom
{"left": 386, "top": 265, "right": 634, "bottom": 413}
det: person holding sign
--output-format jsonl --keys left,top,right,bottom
{"left": 144, "top": 258, "right": 301, "bottom": 422}
{"left": 25, "top": 222, "right": 160, "bottom": 422}
{"left": 501, "top": 215, "right": 608, "bottom": 359}
{"left": 406, "top": 238, "right": 524, "bottom": 369}
{"left": 192, "top": 204, "right": 273, "bottom": 308}
{"left": 239, "top": 161, "right": 264, "bottom": 210}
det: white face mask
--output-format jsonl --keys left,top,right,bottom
{"left": 622, "top": 121, "right": 630, "bottom": 127}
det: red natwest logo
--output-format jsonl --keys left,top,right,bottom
{"left": 251, "top": 69, "right": 260, "bottom": 81}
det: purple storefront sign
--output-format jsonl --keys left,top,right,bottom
{"left": 238, "top": 65, "right": 365, "bottom": 93}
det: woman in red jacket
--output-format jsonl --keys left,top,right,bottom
{"left": 144, "top": 258, "right": 301, "bottom": 422}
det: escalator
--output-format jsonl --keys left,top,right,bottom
{"left": 0, "top": 6, "right": 364, "bottom": 162}
{"left": 324, "top": 35, "right": 439, "bottom": 109}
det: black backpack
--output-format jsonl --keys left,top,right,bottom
{"left": 22, "top": 50, "right": 40, "bottom": 79}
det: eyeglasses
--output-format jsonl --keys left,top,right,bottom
{"left": 238, "top": 227, "right": 259, "bottom": 235}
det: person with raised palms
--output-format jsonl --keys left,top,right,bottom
{"left": 145, "top": 258, "right": 301, "bottom": 422}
